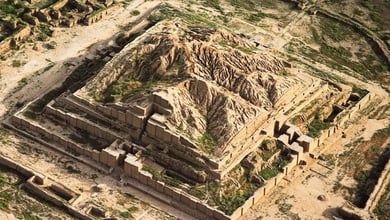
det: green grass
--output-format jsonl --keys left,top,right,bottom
{"left": 197, "top": 131, "right": 217, "bottom": 154}
{"left": 130, "top": 10, "right": 140, "bottom": 16}
{"left": 258, "top": 167, "right": 279, "bottom": 180}
{"left": 261, "top": 150, "right": 276, "bottom": 161}
{"left": 258, "top": 157, "right": 289, "bottom": 180}
{"left": 310, "top": 18, "right": 389, "bottom": 83}
{"left": 320, "top": 18, "right": 353, "bottom": 42}
{"left": 247, "top": 12, "right": 265, "bottom": 23}
{"left": 142, "top": 165, "right": 183, "bottom": 187}
{"left": 0, "top": 189, "right": 13, "bottom": 209}
{"left": 12, "top": 60, "right": 22, "bottom": 68}
{"left": 119, "top": 206, "right": 138, "bottom": 218}
{"left": 278, "top": 202, "right": 292, "bottom": 214}
{"left": 0, "top": 4, "right": 15, "bottom": 14}
{"left": 147, "top": 7, "right": 219, "bottom": 28}
{"left": 102, "top": 77, "right": 175, "bottom": 103}
{"left": 246, "top": 11, "right": 277, "bottom": 23}
{"left": 202, "top": 0, "right": 224, "bottom": 13}
{"left": 34, "top": 0, "right": 57, "bottom": 9}
{"left": 18, "top": 77, "right": 28, "bottom": 86}
{"left": 227, "top": 0, "right": 256, "bottom": 11}
{"left": 307, "top": 118, "right": 331, "bottom": 138}
{"left": 352, "top": 86, "right": 369, "bottom": 98}
{"left": 218, "top": 41, "right": 255, "bottom": 54}
{"left": 215, "top": 181, "right": 260, "bottom": 215}
{"left": 188, "top": 166, "right": 262, "bottom": 215}
{"left": 39, "top": 24, "right": 51, "bottom": 36}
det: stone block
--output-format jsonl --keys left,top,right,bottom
{"left": 241, "top": 200, "right": 253, "bottom": 215}
{"left": 230, "top": 208, "right": 242, "bottom": 220}
{"left": 163, "top": 129, "right": 172, "bottom": 142}
{"left": 146, "top": 121, "right": 157, "bottom": 136}
{"left": 59, "top": 138, "right": 68, "bottom": 148}
{"left": 213, "top": 209, "right": 230, "bottom": 220}
{"left": 253, "top": 189, "right": 263, "bottom": 204}
{"left": 147, "top": 177, "right": 156, "bottom": 189}
{"left": 133, "top": 115, "right": 144, "bottom": 129}
{"left": 155, "top": 181, "right": 165, "bottom": 193}
{"left": 171, "top": 133, "right": 180, "bottom": 145}
{"left": 196, "top": 202, "right": 214, "bottom": 217}
{"left": 180, "top": 194, "right": 197, "bottom": 209}
{"left": 138, "top": 172, "right": 148, "bottom": 185}
{"left": 52, "top": 134, "right": 60, "bottom": 144}
{"left": 100, "top": 150, "right": 108, "bottom": 165}
{"left": 125, "top": 111, "right": 134, "bottom": 125}
{"left": 118, "top": 111, "right": 125, "bottom": 123}
{"left": 180, "top": 136, "right": 196, "bottom": 148}
{"left": 16, "top": 165, "right": 34, "bottom": 177}
{"left": 133, "top": 104, "right": 151, "bottom": 116}
{"left": 155, "top": 124, "right": 165, "bottom": 140}
{"left": 132, "top": 170, "right": 140, "bottom": 180}
{"left": 164, "top": 187, "right": 180, "bottom": 201}
{"left": 124, "top": 163, "right": 132, "bottom": 176}
{"left": 0, "top": 157, "right": 17, "bottom": 170}
{"left": 74, "top": 145, "right": 84, "bottom": 155}
{"left": 111, "top": 108, "right": 119, "bottom": 119}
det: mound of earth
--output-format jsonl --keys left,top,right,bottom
{"left": 84, "top": 19, "right": 298, "bottom": 148}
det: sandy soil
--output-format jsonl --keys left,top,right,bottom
{"left": 363, "top": 119, "right": 388, "bottom": 141}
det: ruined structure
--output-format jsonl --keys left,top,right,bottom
{"left": 0, "top": 0, "right": 120, "bottom": 55}
{"left": 3, "top": 9, "right": 376, "bottom": 219}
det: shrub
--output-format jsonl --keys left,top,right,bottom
{"left": 130, "top": 10, "right": 140, "bottom": 16}
{"left": 12, "top": 60, "right": 22, "bottom": 67}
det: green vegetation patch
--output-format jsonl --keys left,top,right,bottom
{"left": 197, "top": 131, "right": 217, "bottom": 154}
{"left": 202, "top": 0, "right": 224, "bottom": 13}
{"left": 130, "top": 10, "right": 140, "bottom": 16}
{"left": 12, "top": 60, "right": 23, "bottom": 68}
{"left": 119, "top": 206, "right": 139, "bottom": 219}
{"left": 102, "top": 77, "right": 175, "bottom": 103}
{"left": 349, "top": 127, "right": 390, "bottom": 208}
{"left": 320, "top": 18, "right": 354, "bottom": 42}
{"left": 307, "top": 118, "right": 331, "bottom": 138}
{"left": 215, "top": 180, "right": 260, "bottom": 215}
{"left": 310, "top": 17, "right": 389, "bottom": 83}
{"left": 218, "top": 40, "right": 256, "bottom": 54}
{"left": 69, "top": 130, "right": 107, "bottom": 151}
{"left": 34, "top": 0, "right": 58, "bottom": 9}
{"left": 142, "top": 165, "right": 184, "bottom": 187}
{"left": 258, "top": 167, "right": 279, "bottom": 180}
{"left": 227, "top": 0, "right": 256, "bottom": 11}
{"left": 374, "top": 182, "right": 390, "bottom": 219}
{"left": 147, "top": 7, "right": 219, "bottom": 28}
{"left": 352, "top": 86, "right": 369, "bottom": 98}
{"left": 359, "top": 0, "right": 390, "bottom": 31}
{"left": 258, "top": 157, "right": 289, "bottom": 180}
{"left": 0, "top": 4, "right": 15, "bottom": 14}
